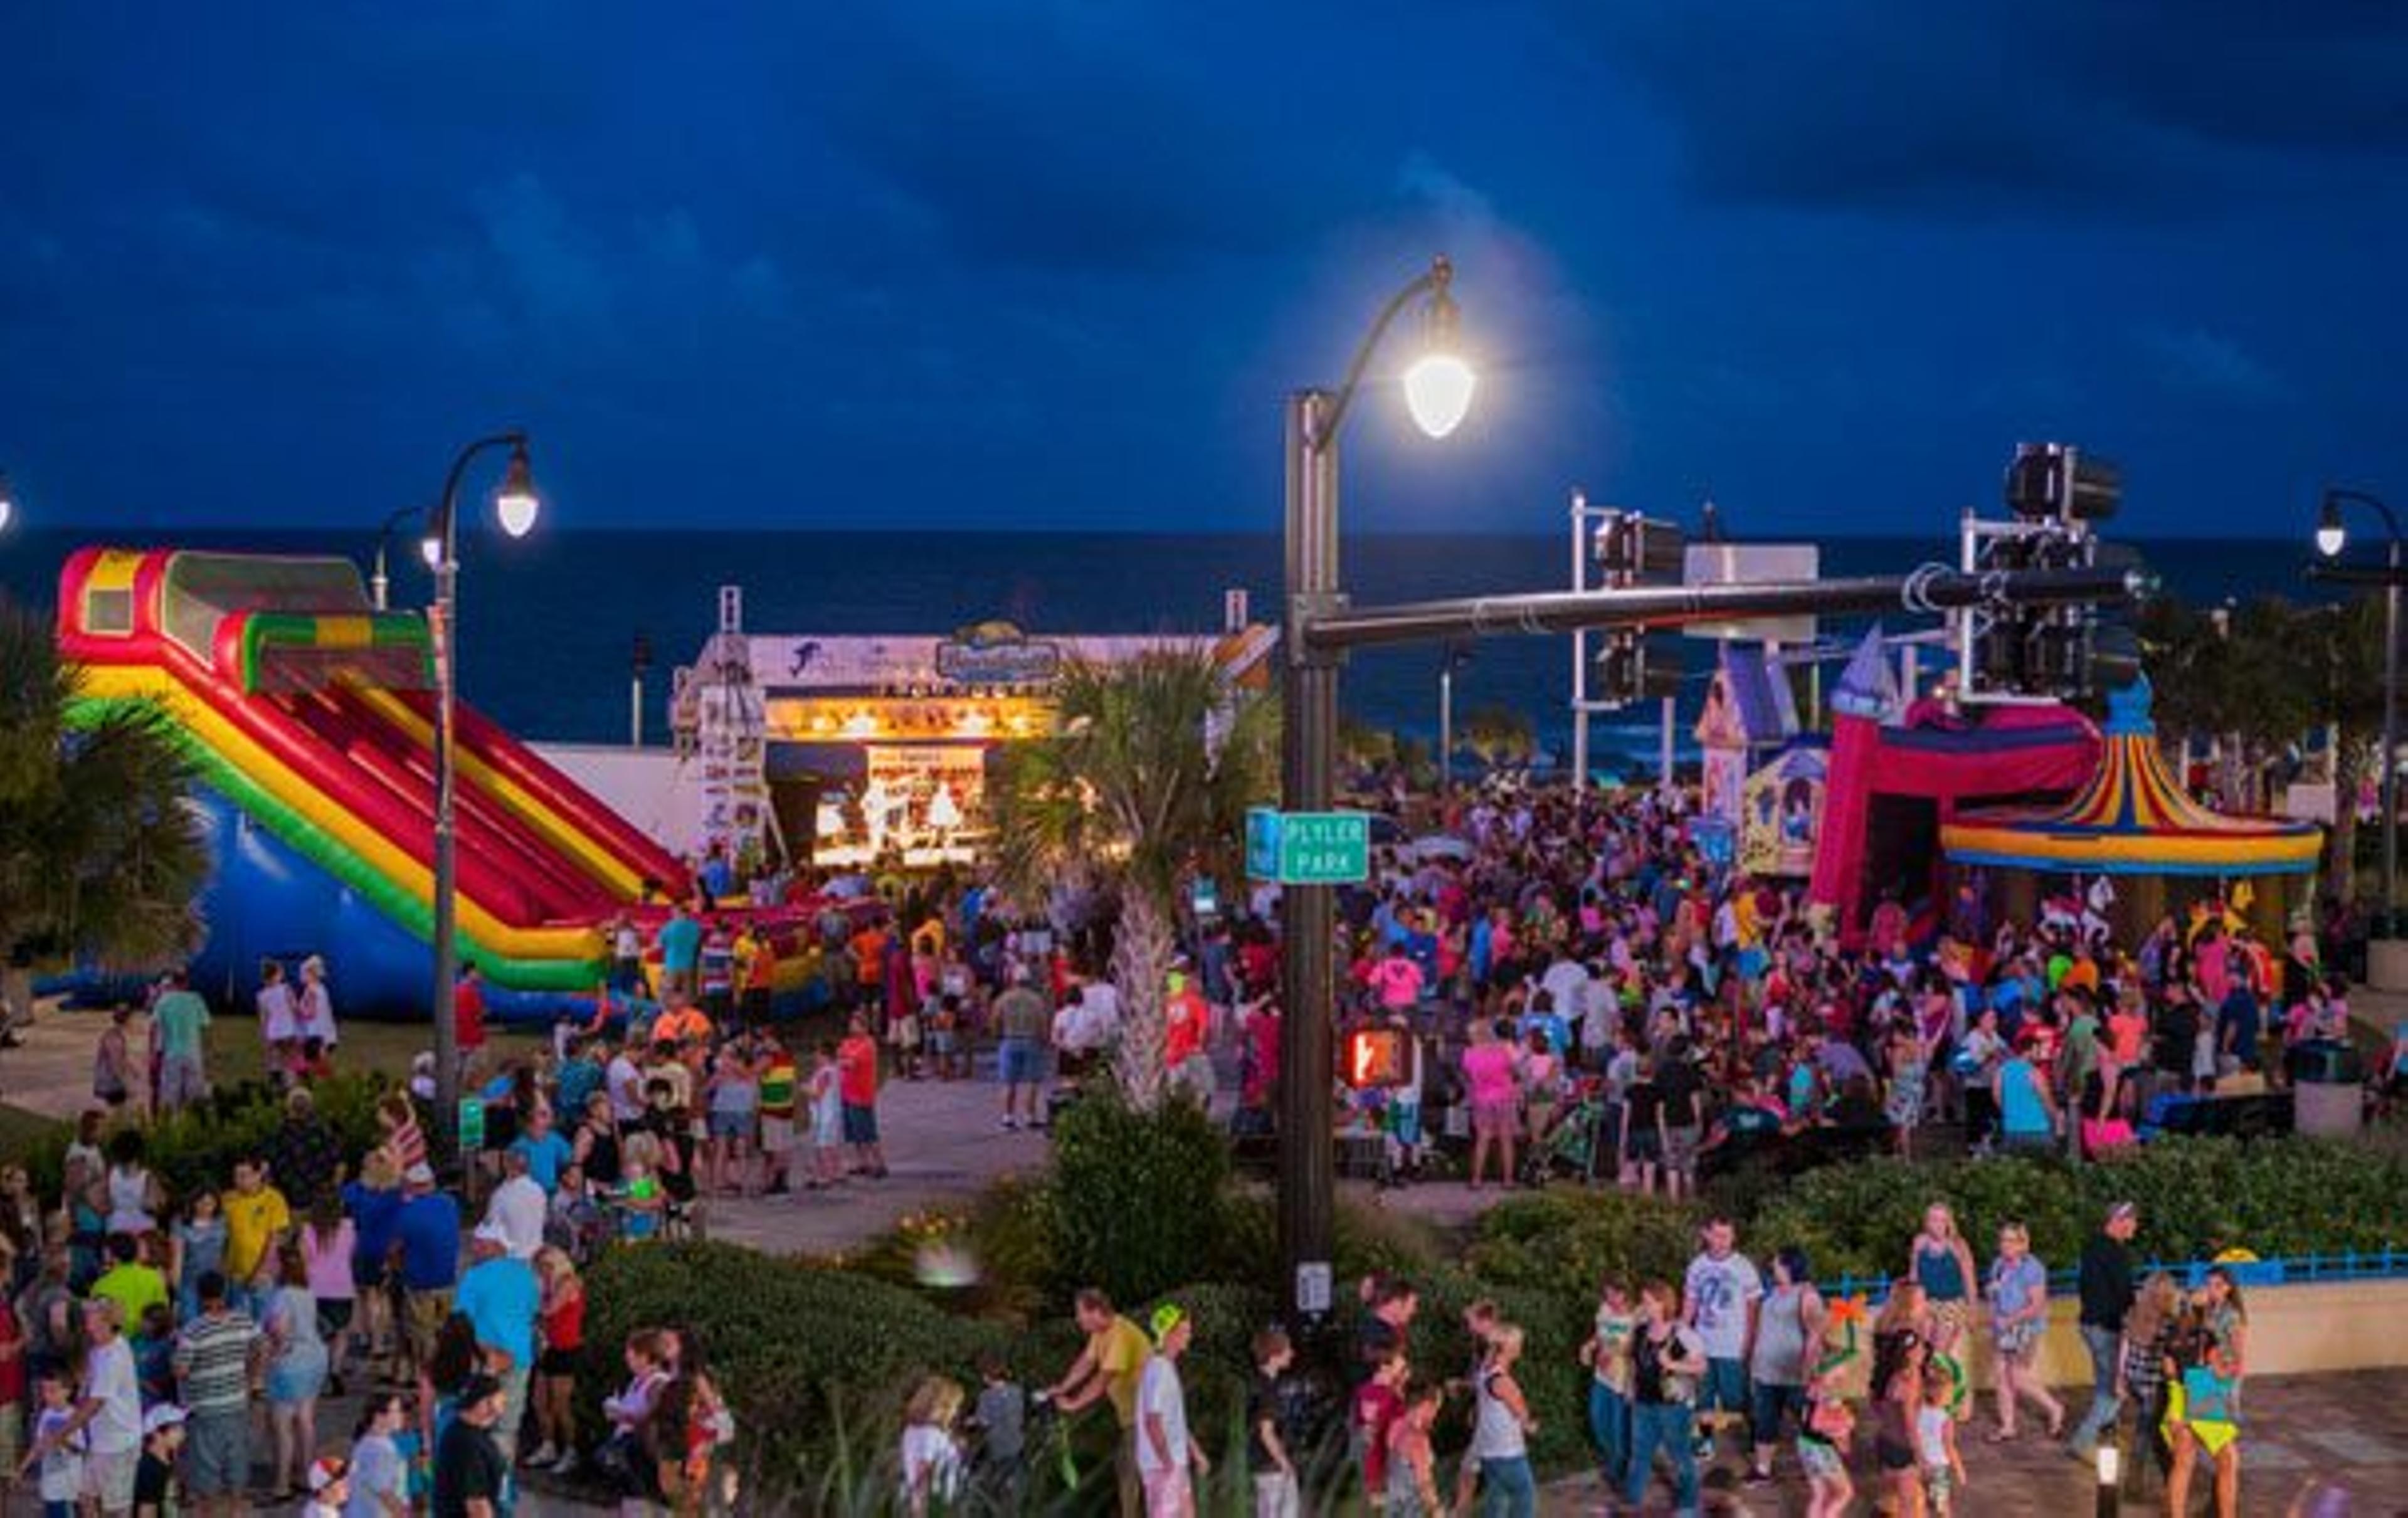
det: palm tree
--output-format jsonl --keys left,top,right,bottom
{"left": 988, "top": 650, "right": 1275, "bottom": 1109}
{"left": 0, "top": 597, "right": 209, "bottom": 1026}
{"left": 1458, "top": 702, "right": 1534, "bottom": 769}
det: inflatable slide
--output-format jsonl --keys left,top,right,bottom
{"left": 57, "top": 547, "right": 694, "bottom": 1018}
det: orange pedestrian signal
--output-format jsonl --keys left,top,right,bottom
{"left": 1344, "top": 1027, "right": 1407, "bottom": 1088}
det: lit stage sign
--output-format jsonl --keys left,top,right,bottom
{"left": 934, "top": 622, "right": 1062, "bottom": 686}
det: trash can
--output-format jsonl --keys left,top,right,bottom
{"left": 2285, "top": 1038, "right": 2365, "bottom": 1138}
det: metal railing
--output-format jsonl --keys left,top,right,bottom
{"left": 1817, "top": 1248, "right": 2408, "bottom": 1303}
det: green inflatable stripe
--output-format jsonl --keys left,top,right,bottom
{"left": 68, "top": 694, "right": 599, "bottom": 993}
{"left": 238, "top": 613, "right": 431, "bottom": 693}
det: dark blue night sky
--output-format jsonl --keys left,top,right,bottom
{"left": 4, "top": 3, "right": 2404, "bottom": 536}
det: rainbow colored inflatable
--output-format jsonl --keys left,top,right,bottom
{"left": 58, "top": 547, "right": 693, "bottom": 1016}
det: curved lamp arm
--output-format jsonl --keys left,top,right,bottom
{"left": 2327, "top": 487, "right": 2403, "bottom": 544}
{"left": 1311, "top": 256, "right": 1453, "bottom": 447}
{"left": 424, "top": 430, "right": 529, "bottom": 564}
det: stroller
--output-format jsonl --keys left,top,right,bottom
{"left": 1530, "top": 1075, "right": 1612, "bottom": 1184}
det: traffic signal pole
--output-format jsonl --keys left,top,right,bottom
{"left": 1299, "top": 564, "right": 2141, "bottom": 653}
{"left": 1274, "top": 556, "right": 2145, "bottom": 1329}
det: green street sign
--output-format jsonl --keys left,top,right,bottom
{"left": 1244, "top": 808, "right": 1371, "bottom": 885}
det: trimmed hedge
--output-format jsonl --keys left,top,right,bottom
{"left": 1462, "top": 1136, "right": 2408, "bottom": 1294}
{"left": 1748, "top": 1135, "right": 2408, "bottom": 1280}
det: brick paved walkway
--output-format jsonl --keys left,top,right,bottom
{"left": 1549, "top": 1368, "right": 2408, "bottom": 1513}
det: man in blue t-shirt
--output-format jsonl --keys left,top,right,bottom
{"left": 507, "top": 1104, "right": 575, "bottom": 1195}
{"left": 455, "top": 1221, "right": 541, "bottom": 1462}
{"left": 658, "top": 907, "right": 703, "bottom": 1000}
{"left": 392, "top": 1166, "right": 461, "bottom": 1377}
{"left": 2215, "top": 984, "right": 2262, "bottom": 1075}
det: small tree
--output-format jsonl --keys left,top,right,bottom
{"left": 988, "top": 651, "right": 1274, "bottom": 1108}
{"left": 2143, "top": 592, "right": 2382, "bottom": 897}
{"left": 0, "top": 598, "right": 209, "bottom": 1023}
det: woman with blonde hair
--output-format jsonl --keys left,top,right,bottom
{"left": 1472, "top": 1322, "right": 1539, "bottom": 1517}
{"left": 899, "top": 1374, "right": 965, "bottom": 1516}
{"left": 372, "top": 1091, "right": 426, "bottom": 1178}
{"left": 1906, "top": 1203, "right": 1977, "bottom": 1361}
{"left": 1982, "top": 1222, "right": 2062, "bottom": 1442}
{"left": 530, "top": 1247, "right": 588, "bottom": 1474}
{"left": 2116, "top": 1271, "right": 2182, "bottom": 1496}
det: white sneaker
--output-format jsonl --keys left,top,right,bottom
{"left": 525, "top": 1442, "right": 557, "bottom": 1467}
{"left": 551, "top": 1449, "right": 581, "bottom": 1477}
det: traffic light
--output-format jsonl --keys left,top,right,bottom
{"left": 1597, "top": 628, "right": 1684, "bottom": 704}
{"left": 1965, "top": 443, "right": 2142, "bottom": 701}
{"left": 1591, "top": 510, "right": 1687, "bottom": 709}
{"left": 1595, "top": 512, "right": 1687, "bottom": 581}
{"left": 2005, "top": 442, "right": 2120, "bottom": 523}
{"left": 1343, "top": 1026, "right": 1408, "bottom": 1088}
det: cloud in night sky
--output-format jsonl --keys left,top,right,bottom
{"left": 0, "top": 0, "right": 2403, "bottom": 538}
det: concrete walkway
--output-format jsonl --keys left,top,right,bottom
{"left": 1550, "top": 1367, "right": 2408, "bottom": 1512}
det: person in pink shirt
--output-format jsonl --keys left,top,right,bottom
{"left": 1369, "top": 948, "right": 1424, "bottom": 1013}
{"left": 1460, "top": 1018, "right": 1521, "bottom": 1189}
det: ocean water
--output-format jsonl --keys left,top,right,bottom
{"left": 0, "top": 529, "right": 2325, "bottom": 769}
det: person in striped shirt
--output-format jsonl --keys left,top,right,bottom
{"left": 169, "top": 1272, "right": 260, "bottom": 1518}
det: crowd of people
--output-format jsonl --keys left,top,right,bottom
{"left": 9, "top": 762, "right": 2356, "bottom": 1515}
{"left": 1301, "top": 784, "right": 2359, "bottom": 1202}
{"left": 869, "top": 1196, "right": 2249, "bottom": 1517}
{"left": 11, "top": 1009, "right": 764, "bottom": 1515}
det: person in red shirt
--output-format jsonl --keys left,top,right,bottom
{"left": 836, "top": 1015, "right": 888, "bottom": 1178}
{"left": 1351, "top": 1351, "right": 1407, "bottom": 1500}
{"left": 1164, "top": 967, "right": 1210, "bottom": 1099}
{"left": 453, "top": 965, "right": 488, "bottom": 1080}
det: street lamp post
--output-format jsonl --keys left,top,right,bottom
{"left": 423, "top": 432, "right": 540, "bottom": 1144}
{"left": 1279, "top": 258, "right": 1474, "bottom": 1323}
{"left": 369, "top": 503, "right": 425, "bottom": 612}
{"left": 2316, "top": 486, "right": 2402, "bottom": 925}
{"left": 1439, "top": 643, "right": 1471, "bottom": 797}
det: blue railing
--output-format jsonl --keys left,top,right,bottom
{"left": 1816, "top": 1248, "right": 2408, "bottom": 1304}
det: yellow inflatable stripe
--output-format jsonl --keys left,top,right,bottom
{"left": 87, "top": 550, "right": 147, "bottom": 597}
{"left": 347, "top": 683, "right": 645, "bottom": 899}
{"left": 1939, "top": 823, "right": 2320, "bottom": 868}
{"left": 81, "top": 665, "right": 598, "bottom": 957}
{"left": 317, "top": 615, "right": 374, "bottom": 650}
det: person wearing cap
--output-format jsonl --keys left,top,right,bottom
{"left": 1135, "top": 1302, "right": 1204, "bottom": 1516}
{"left": 991, "top": 965, "right": 1050, "bottom": 1131}
{"left": 1045, "top": 1288, "right": 1153, "bottom": 1517}
{"left": 392, "top": 1161, "right": 460, "bottom": 1381}
{"left": 432, "top": 1371, "right": 509, "bottom": 1518}
{"left": 300, "top": 1453, "right": 349, "bottom": 1518}
{"left": 1163, "top": 964, "right": 1213, "bottom": 1112}
{"left": 2067, "top": 1200, "right": 2140, "bottom": 1462}
{"left": 133, "top": 1403, "right": 184, "bottom": 1518}
{"left": 455, "top": 1220, "right": 539, "bottom": 1465}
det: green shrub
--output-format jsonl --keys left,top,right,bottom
{"left": 1044, "top": 1090, "right": 1232, "bottom": 1306}
{"left": 1460, "top": 1188, "right": 1703, "bottom": 1294}
{"left": 579, "top": 1241, "right": 1018, "bottom": 1510}
{"left": 24, "top": 1071, "right": 389, "bottom": 1201}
